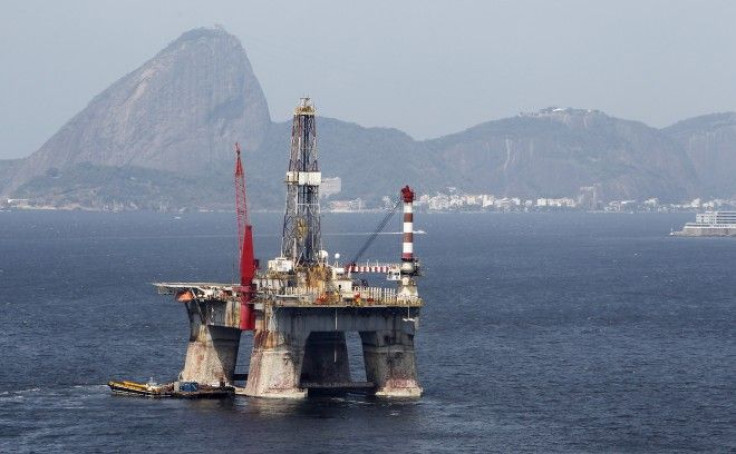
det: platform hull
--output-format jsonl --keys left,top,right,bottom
{"left": 243, "top": 306, "right": 421, "bottom": 399}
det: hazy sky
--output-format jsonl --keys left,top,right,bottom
{"left": 2, "top": 0, "right": 735, "bottom": 159}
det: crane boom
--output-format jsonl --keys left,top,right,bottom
{"left": 234, "top": 142, "right": 256, "bottom": 330}
{"left": 234, "top": 142, "right": 248, "bottom": 252}
{"left": 348, "top": 196, "right": 401, "bottom": 267}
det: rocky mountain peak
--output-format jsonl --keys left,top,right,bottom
{"left": 6, "top": 27, "right": 270, "bottom": 194}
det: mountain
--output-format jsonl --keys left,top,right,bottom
{"left": 3, "top": 27, "right": 735, "bottom": 209}
{"left": 237, "top": 108, "right": 703, "bottom": 206}
{"left": 663, "top": 113, "right": 736, "bottom": 198}
{"left": 5, "top": 27, "right": 270, "bottom": 206}
{"left": 0, "top": 159, "right": 21, "bottom": 196}
{"left": 425, "top": 108, "right": 697, "bottom": 202}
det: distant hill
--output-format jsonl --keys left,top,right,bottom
{"left": 425, "top": 109, "right": 697, "bottom": 202}
{"left": 0, "top": 159, "right": 21, "bottom": 195}
{"left": 2, "top": 27, "right": 735, "bottom": 209}
{"left": 663, "top": 113, "right": 736, "bottom": 199}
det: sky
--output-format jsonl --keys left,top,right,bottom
{"left": 1, "top": 0, "right": 735, "bottom": 160}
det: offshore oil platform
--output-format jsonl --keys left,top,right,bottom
{"left": 109, "top": 98, "right": 423, "bottom": 398}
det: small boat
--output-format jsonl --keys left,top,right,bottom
{"left": 107, "top": 380, "right": 234, "bottom": 398}
{"left": 108, "top": 380, "right": 173, "bottom": 397}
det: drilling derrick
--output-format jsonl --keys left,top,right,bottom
{"left": 282, "top": 98, "right": 322, "bottom": 265}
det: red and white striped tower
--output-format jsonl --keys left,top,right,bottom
{"left": 400, "top": 185, "right": 416, "bottom": 273}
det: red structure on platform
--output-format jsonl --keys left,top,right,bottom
{"left": 234, "top": 142, "right": 256, "bottom": 330}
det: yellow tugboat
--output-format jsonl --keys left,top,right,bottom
{"left": 107, "top": 380, "right": 233, "bottom": 398}
{"left": 107, "top": 380, "right": 172, "bottom": 397}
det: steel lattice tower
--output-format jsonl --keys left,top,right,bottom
{"left": 281, "top": 98, "right": 322, "bottom": 265}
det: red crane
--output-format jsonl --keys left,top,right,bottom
{"left": 234, "top": 142, "right": 256, "bottom": 330}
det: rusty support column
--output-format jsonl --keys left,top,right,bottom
{"left": 179, "top": 302, "right": 240, "bottom": 384}
{"left": 360, "top": 330, "right": 422, "bottom": 397}
{"left": 243, "top": 329, "right": 308, "bottom": 398}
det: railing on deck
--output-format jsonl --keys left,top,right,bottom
{"left": 265, "top": 286, "right": 422, "bottom": 308}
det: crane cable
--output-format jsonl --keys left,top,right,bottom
{"left": 349, "top": 197, "right": 402, "bottom": 266}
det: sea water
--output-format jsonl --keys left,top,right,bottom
{"left": 0, "top": 211, "right": 734, "bottom": 453}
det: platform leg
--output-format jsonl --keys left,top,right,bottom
{"left": 361, "top": 330, "right": 423, "bottom": 398}
{"left": 243, "top": 329, "right": 308, "bottom": 398}
{"left": 179, "top": 323, "right": 240, "bottom": 385}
